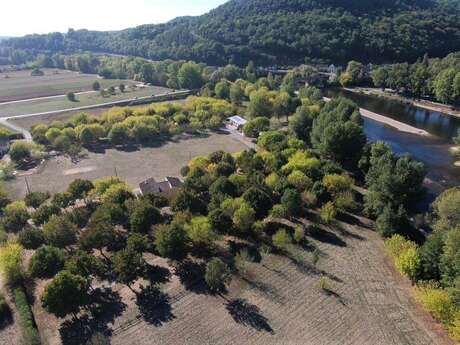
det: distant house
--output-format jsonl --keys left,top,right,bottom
{"left": 227, "top": 116, "right": 248, "bottom": 131}
{"left": 0, "top": 138, "right": 9, "bottom": 156}
{"left": 139, "top": 177, "right": 183, "bottom": 198}
{"left": 328, "top": 64, "right": 337, "bottom": 74}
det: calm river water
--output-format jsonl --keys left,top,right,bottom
{"left": 324, "top": 88, "right": 460, "bottom": 196}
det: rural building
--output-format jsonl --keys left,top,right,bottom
{"left": 139, "top": 176, "right": 183, "bottom": 198}
{"left": 227, "top": 115, "right": 247, "bottom": 131}
{"left": 0, "top": 138, "right": 10, "bottom": 156}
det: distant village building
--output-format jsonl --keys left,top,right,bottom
{"left": 139, "top": 176, "right": 183, "bottom": 198}
{"left": 328, "top": 64, "right": 337, "bottom": 74}
{"left": 227, "top": 115, "right": 248, "bottom": 131}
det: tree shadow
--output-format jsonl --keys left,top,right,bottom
{"left": 0, "top": 305, "right": 13, "bottom": 329}
{"left": 310, "top": 228, "right": 347, "bottom": 247}
{"left": 225, "top": 299, "right": 274, "bottom": 333}
{"left": 242, "top": 277, "right": 286, "bottom": 304}
{"left": 136, "top": 285, "right": 175, "bottom": 326}
{"left": 174, "top": 260, "right": 210, "bottom": 295}
{"left": 59, "top": 287, "right": 126, "bottom": 345}
{"left": 142, "top": 264, "right": 171, "bottom": 285}
{"left": 322, "top": 288, "right": 347, "bottom": 306}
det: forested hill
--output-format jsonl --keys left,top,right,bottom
{"left": 3, "top": 0, "right": 460, "bottom": 66}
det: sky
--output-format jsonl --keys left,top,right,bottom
{"left": 0, "top": 0, "right": 228, "bottom": 37}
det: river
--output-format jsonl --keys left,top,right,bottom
{"left": 324, "top": 88, "right": 460, "bottom": 198}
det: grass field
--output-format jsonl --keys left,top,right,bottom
{"left": 0, "top": 68, "right": 134, "bottom": 103}
{"left": 0, "top": 85, "right": 171, "bottom": 118}
{"left": 4, "top": 132, "right": 250, "bottom": 199}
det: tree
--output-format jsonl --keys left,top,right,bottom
{"left": 243, "top": 117, "right": 270, "bottom": 138}
{"left": 433, "top": 68, "right": 456, "bottom": 104}
{"left": 92, "top": 81, "right": 101, "bottom": 91}
{"left": 178, "top": 62, "right": 203, "bottom": 89}
{"left": 32, "top": 204, "right": 60, "bottom": 226}
{"left": 432, "top": 187, "right": 460, "bottom": 232}
{"left": 119, "top": 83, "right": 125, "bottom": 93}
{"left": 24, "top": 191, "right": 50, "bottom": 209}
{"left": 113, "top": 248, "right": 143, "bottom": 291}
{"left": 0, "top": 242, "right": 23, "bottom": 285}
{"left": 79, "top": 221, "right": 117, "bottom": 258}
{"left": 65, "top": 250, "right": 106, "bottom": 279}
{"left": 43, "top": 215, "right": 78, "bottom": 248}
{"left": 66, "top": 92, "right": 76, "bottom": 102}
{"left": 208, "top": 208, "right": 233, "bottom": 234}
{"left": 41, "top": 270, "right": 89, "bottom": 319}
{"left": 171, "top": 189, "right": 206, "bottom": 214}
{"left": 281, "top": 189, "right": 302, "bottom": 217}
{"left": 230, "top": 83, "right": 244, "bottom": 106}
{"left": 2, "top": 201, "right": 29, "bottom": 232}
{"left": 184, "top": 216, "right": 217, "bottom": 248}
{"left": 29, "top": 245, "right": 66, "bottom": 278}
{"left": 242, "top": 187, "right": 272, "bottom": 218}
{"left": 154, "top": 223, "right": 189, "bottom": 259}
{"left": 0, "top": 186, "right": 11, "bottom": 212}
{"left": 108, "top": 123, "right": 131, "bottom": 145}
{"left": 233, "top": 203, "right": 256, "bottom": 233}
{"left": 320, "top": 202, "right": 337, "bottom": 224}
{"left": 247, "top": 88, "right": 273, "bottom": 118}
{"left": 67, "top": 179, "right": 94, "bottom": 200}
{"left": 18, "top": 227, "right": 45, "bottom": 249}
{"left": 273, "top": 91, "right": 291, "bottom": 121}
{"left": 370, "top": 67, "right": 388, "bottom": 90}
{"left": 205, "top": 258, "right": 230, "bottom": 292}
{"left": 272, "top": 229, "right": 292, "bottom": 251}
{"left": 418, "top": 231, "right": 444, "bottom": 281}
{"left": 289, "top": 105, "right": 315, "bottom": 142}
{"left": 215, "top": 80, "right": 230, "bottom": 99}
{"left": 9, "top": 141, "right": 33, "bottom": 165}
{"left": 128, "top": 200, "right": 161, "bottom": 233}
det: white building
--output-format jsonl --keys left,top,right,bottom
{"left": 227, "top": 116, "right": 248, "bottom": 131}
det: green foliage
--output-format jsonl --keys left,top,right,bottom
{"left": 432, "top": 187, "right": 460, "bottom": 232}
{"left": 18, "top": 227, "right": 45, "bottom": 249}
{"left": 205, "top": 258, "right": 230, "bottom": 292}
{"left": 413, "top": 283, "right": 456, "bottom": 326}
{"left": 79, "top": 220, "right": 117, "bottom": 254}
{"left": 320, "top": 202, "right": 336, "bottom": 224}
{"left": 65, "top": 250, "right": 106, "bottom": 278}
{"left": 0, "top": 242, "right": 23, "bottom": 285}
{"left": 41, "top": 270, "right": 89, "bottom": 318}
{"left": 29, "top": 245, "right": 66, "bottom": 278}
{"left": 281, "top": 189, "right": 302, "bottom": 217}
{"left": 243, "top": 117, "right": 270, "bottom": 138}
{"left": 272, "top": 229, "right": 292, "bottom": 251}
{"left": 24, "top": 191, "right": 50, "bottom": 208}
{"left": 128, "top": 199, "right": 161, "bottom": 233}
{"left": 232, "top": 203, "right": 256, "bottom": 233}
{"left": 384, "top": 235, "right": 420, "bottom": 281}
{"left": 208, "top": 208, "right": 233, "bottom": 234}
{"left": 43, "top": 215, "right": 77, "bottom": 248}
{"left": 185, "top": 216, "right": 217, "bottom": 248}
{"left": 67, "top": 179, "right": 94, "bottom": 200}
{"left": 66, "top": 92, "right": 76, "bottom": 102}
{"left": 2, "top": 201, "right": 29, "bottom": 232}
{"left": 32, "top": 204, "right": 60, "bottom": 226}
{"left": 154, "top": 223, "right": 189, "bottom": 259}
{"left": 113, "top": 248, "right": 143, "bottom": 287}
{"left": 14, "top": 287, "right": 40, "bottom": 345}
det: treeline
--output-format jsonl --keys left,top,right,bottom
{"left": 2, "top": 0, "right": 460, "bottom": 66}
{"left": 340, "top": 52, "right": 460, "bottom": 105}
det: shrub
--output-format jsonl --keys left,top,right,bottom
{"left": 413, "top": 283, "right": 456, "bottom": 326}
{"left": 24, "top": 191, "right": 50, "bottom": 208}
{"left": 2, "top": 201, "right": 29, "bottom": 232}
{"left": 318, "top": 276, "right": 330, "bottom": 291}
{"left": 32, "top": 204, "right": 60, "bottom": 226}
{"left": 43, "top": 215, "right": 78, "bottom": 248}
{"left": 320, "top": 202, "right": 336, "bottom": 224}
{"left": 29, "top": 245, "right": 66, "bottom": 278}
{"left": 0, "top": 242, "right": 23, "bottom": 285}
{"left": 154, "top": 224, "right": 189, "bottom": 259}
{"left": 301, "top": 190, "right": 318, "bottom": 208}
{"left": 395, "top": 247, "right": 420, "bottom": 282}
{"left": 205, "top": 258, "right": 231, "bottom": 292}
{"left": 14, "top": 287, "right": 40, "bottom": 345}
{"left": 18, "top": 227, "right": 45, "bottom": 249}
{"left": 281, "top": 188, "right": 302, "bottom": 217}
{"left": 185, "top": 216, "right": 217, "bottom": 248}
{"left": 270, "top": 204, "right": 287, "bottom": 218}
{"left": 294, "top": 226, "right": 305, "bottom": 244}
{"left": 272, "top": 229, "right": 292, "bottom": 251}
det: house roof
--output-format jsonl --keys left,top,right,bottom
{"left": 228, "top": 115, "right": 247, "bottom": 126}
{"left": 139, "top": 176, "right": 183, "bottom": 195}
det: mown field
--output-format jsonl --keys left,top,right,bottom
{"left": 4, "top": 132, "right": 250, "bottom": 199}
{"left": 0, "top": 85, "right": 171, "bottom": 118}
{"left": 0, "top": 68, "right": 134, "bottom": 103}
{"left": 19, "top": 213, "right": 452, "bottom": 345}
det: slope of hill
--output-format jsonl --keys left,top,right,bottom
{"left": 3, "top": 0, "right": 460, "bottom": 65}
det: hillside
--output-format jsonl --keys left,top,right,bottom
{"left": 3, "top": 0, "right": 460, "bottom": 65}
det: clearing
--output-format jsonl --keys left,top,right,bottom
{"left": 4, "top": 132, "right": 250, "bottom": 199}
{"left": 0, "top": 68, "right": 134, "bottom": 103}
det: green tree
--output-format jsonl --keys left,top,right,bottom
{"left": 29, "top": 245, "right": 66, "bottom": 278}
{"left": 41, "top": 270, "right": 89, "bottom": 319}
{"left": 65, "top": 250, "right": 106, "bottom": 279}
{"left": 9, "top": 141, "right": 33, "bottom": 165}
{"left": 370, "top": 67, "right": 388, "bottom": 90}
{"left": 32, "top": 204, "right": 60, "bottom": 226}
{"left": 18, "top": 227, "right": 45, "bottom": 249}
{"left": 79, "top": 221, "right": 117, "bottom": 258}
{"left": 247, "top": 88, "right": 273, "bottom": 118}
{"left": 178, "top": 62, "right": 203, "bottom": 89}
{"left": 281, "top": 189, "right": 302, "bottom": 217}
{"left": 215, "top": 80, "right": 230, "bottom": 100}
{"left": 184, "top": 216, "right": 217, "bottom": 248}
{"left": 272, "top": 229, "right": 292, "bottom": 251}
{"left": 154, "top": 223, "right": 189, "bottom": 259}
{"left": 230, "top": 83, "right": 244, "bottom": 106}
{"left": 43, "top": 215, "right": 78, "bottom": 248}
{"left": 67, "top": 179, "right": 94, "bottom": 200}
{"left": 233, "top": 203, "right": 256, "bottom": 233}
{"left": 205, "top": 258, "right": 231, "bottom": 292}
{"left": 273, "top": 91, "right": 291, "bottom": 121}
{"left": 433, "top": 68, "right": 456, "bottom": 104}
{"left": 24, "top": 191, "right": 50, "bottom": 209}
{"left": 108, "top": 123, "right": 131, "bottom": 145}
{"left": 2, "top": 201, "right": 29, "bottom": 232}
{"left": 243, "top": 117, "right": 270, "bottom": 138}
{"left": 92, "top": 81, "right": 101, "bottom": 91}
{"left": 113, "top": 248, "right": 143, "bottom": 291}
{"left": 289, "top": 105, "right": 315, "bottom": 142}
{"left": 128, "top": 200, "right": 161, "bottom": 233}
{"left": 0, "top": 242, "right": 23, "bottom": 285}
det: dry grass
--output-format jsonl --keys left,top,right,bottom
{"left": 0, "top": 68, "right": 131, "bottom": 103}
{"left": 4, "top": 132, "right": 249, "bottom": 199}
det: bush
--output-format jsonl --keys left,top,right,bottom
{"left": 14, "top": 287, "right": 40, "bottom": 345}
{"left": 29, "top": 245, "right": 66, "bottom": 278}
{"left": 320, "top": 202, "right": 336, "bottom": 224}
{"left": 2, "top": 201, "right": 29, "bottom": 232}
{"left": 301, "top": 190, "right": 318, "bottom": 208}
{"left": 294, "top": 226, "right": 305, "bottom": 244}
{"left": 32, "top": 204, "right": 60, "bottom": 226}
{"left": 384, "top": 235, "right": 420, "bottom": 281}
{"left": 205, "top": 258, "right": 231, "bottom": 292}
{"left": 272, "top": 229, "right": 292, "bottom": 251}
{"left": 154, "top": 224, "right": 189, "bottom": 259}
{"left": 270, "top": 204, "right": 287, "bottom": 218}
{"left": 18, "top": 227, "right": 45, "bottom": 249}
{"left": 0, "top": 242, "right": 23, "bottom": 285}
{"left": 43, "top": 215, "right": 78, "bottom": 248}
{"left": 413, "top": 283, "right": 456, "bottom": 326}
{"left": 24, "top": 191, "right": 50, "bottom": 208}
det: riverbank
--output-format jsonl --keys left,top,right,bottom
{"left": 323, "top": 97, "right": 430, "bottom": 136}
{"left": 345, "top": 87, "right": 460, "bottom": 119}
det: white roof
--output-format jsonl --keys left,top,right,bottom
{"left": 228, "top": 115, "right": 247, "bottom": 125}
